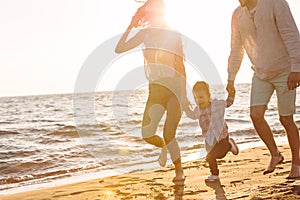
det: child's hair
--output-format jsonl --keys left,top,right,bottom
{"left": 192, "top": 81, "right": 210, "bottom": 95}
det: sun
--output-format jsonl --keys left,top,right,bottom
{"left": 164, "top": 0, "right": 187, "bottom": 31}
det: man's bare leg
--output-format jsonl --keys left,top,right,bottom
{"left": 250, "top": 106, "right": 283, "bottom": 174}
{"left": 280, "top": 115, "right": 300, "bottom": 178}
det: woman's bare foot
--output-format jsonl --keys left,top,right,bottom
{"left": 229, "top": 138, "right": 239, "bottom": 155}
{"left": 158, "top": 146, "right": 167, "bottom": 167}
{"left": 263, "top": 153, "right": 284, "bottom": 175}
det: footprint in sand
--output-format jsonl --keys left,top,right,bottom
{"left": 146, "top": 182, "right": 165, "bottom": 186}
{"left": 230, "top": 178, "right": 251, "bottom": 185}
{"left": 275, "top": 171, "right": 290, "bottom": 176}
{"left": 252, "top": 168, "right": 265, "bottom": 173}
{"left": 154, "top": 193, "right": 167, "bottom": 200}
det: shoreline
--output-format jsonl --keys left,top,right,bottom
{"left": 2, "top": 141, "right": 300, "bottom": 199}
{"left": 0, "top": 135, "right": 288, "bottom": 197}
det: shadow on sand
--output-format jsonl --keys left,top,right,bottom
{"left": 205, "top": 180, "right": 227, "bottom": 200}
{"left": 153, "top": 185, "right": 184, "bottom": 200}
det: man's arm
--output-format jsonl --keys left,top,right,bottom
{"left": 227, "top": 8, "right": 244, "bottom": 99}
{"left": 227, "top": 8, "right": 244, "bottom": 82}
{"left": 274, "top": 0, "right": 300, "bottom": 90}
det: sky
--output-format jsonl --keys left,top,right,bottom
{"left": 1, "top": 0, "right": 300, "bottom": 97}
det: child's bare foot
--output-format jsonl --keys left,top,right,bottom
{"left": 205, "top": 175, "right": 220, "bottom": 182}
{"left": 172, "top": 172, "right": 185, "bottom": 185}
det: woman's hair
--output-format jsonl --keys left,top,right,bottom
{"left": 133, "top": 0, "right": 165, "bottom": 28}
{"left": 193, "top": 81, "right": 210, "bottom": 95}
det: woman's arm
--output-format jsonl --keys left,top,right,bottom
{"left": 115, "top": 15, "right": 145, "bottom": 54}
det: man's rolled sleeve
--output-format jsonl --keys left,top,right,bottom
{"left": 275, "top": 0, "right": 300, "bottom": 72}
{"left": 228, "top": 9, "right": 244, "bottom": 81}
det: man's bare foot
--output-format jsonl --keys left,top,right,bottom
{"left": 287, "top": 165, "right": 300, "bottom": 179}
{"left": 263, "top": 153, "right": 284, "bottom": 175}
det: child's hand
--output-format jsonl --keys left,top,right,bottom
{"left": 182, "top": 98, "right": 192, "bottom": 112}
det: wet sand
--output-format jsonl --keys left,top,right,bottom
{"left": 2, "top": 144, "right": 300, "bottom": 200}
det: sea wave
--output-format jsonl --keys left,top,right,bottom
{"left": 0, "top": 83, "right": 298, "bottom": 195}
{"left": 0, "top": 163, "right": 105, "bottom": 186}
{"left": 0, "top": 130, "right": 20, "bottom": 135}
{"left": 229, "top": 128, "right": 285, "bottom": 136}
{"left": 47, "top": 130, "right": 79, "bottom": 138}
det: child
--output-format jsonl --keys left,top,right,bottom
{"left": 185, "top": 81, "right": 239, "bottom": 182}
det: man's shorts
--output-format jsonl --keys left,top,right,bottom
{"left": 251, "top": 69, "right": 296, "bottom": 116}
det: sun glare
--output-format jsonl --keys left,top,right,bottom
{"left": 164, "top": 0, "right": 186, "bottom": 31}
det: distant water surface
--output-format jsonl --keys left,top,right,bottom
{"left": 1, "top": 83, "right": 300, "bottom": 195}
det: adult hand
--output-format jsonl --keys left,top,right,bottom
{"left": 226, "top": 80, "right": 236, "bottom": 97}
{"left": 129, "top": 8, "right": 144, "bottom": 29}
{"left": 128, "top": 14, "right": 140, "bottom": 29}
{"left": 226, "top": 80, "right": 235, "bottom": 107}
{"left": 287, "top": 72, "right": 300, "bottom": 90}
{"left": 226, "top": 96, "right": 234, "bottom": 108}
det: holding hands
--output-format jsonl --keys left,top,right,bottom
{"left": 226, "top": 80, "right": 236, "bottom": 107}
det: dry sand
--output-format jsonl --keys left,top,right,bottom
{"left": 2, "top": 144, "right": 300, "bottom": 200}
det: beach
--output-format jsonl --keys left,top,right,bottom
{"left": 2, "top": 144, "right": 300, "bottom": 200}
{"left": 1, "top": 85, "right": 300, "bottom": 199}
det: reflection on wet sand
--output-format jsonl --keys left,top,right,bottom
{"left": 205, "top": 180, "right": 227, "bottom": 200}
{"left": 174, "top": 185, "right": 184, "bottom": 200}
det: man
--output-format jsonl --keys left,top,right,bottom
{"left": 227, "top": 0, "right": 300, "bottom": 179}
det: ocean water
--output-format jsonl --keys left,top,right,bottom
{"left": 1, "top": 83, "right": 300, "bottom": 195}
